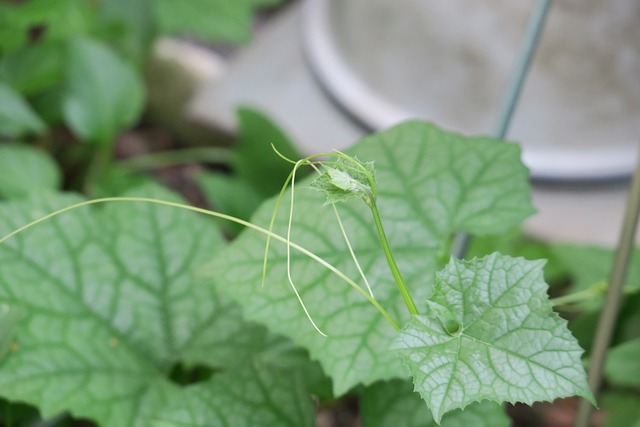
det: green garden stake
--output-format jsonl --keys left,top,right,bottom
{"left": 453, "top": 0, "right": 553, "bottom": 258}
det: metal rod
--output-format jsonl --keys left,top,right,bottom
{"left": 574, "top": 145, "right": 640, "bottom": 427}
{"left": 453, "top": 0, "right": 553, "bottom": 258}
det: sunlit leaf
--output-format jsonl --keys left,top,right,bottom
{"left": 392, "top": 254, "right": 594, "bottom": 422}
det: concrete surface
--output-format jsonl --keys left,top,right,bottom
{"left": 180, "top": 2, "right": 639, "bottom": 246}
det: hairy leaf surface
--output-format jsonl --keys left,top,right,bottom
{"left": 360, "top": 379, "right": 509, "bottom": 427}
{"left": 0, "top": 186, "right": 310, "bottom": 427}
{"left": 204, "top": 122, "right": 534, "bottom": 394}
{"left": 392, "top": 254, "right": 593, "bottom": 422}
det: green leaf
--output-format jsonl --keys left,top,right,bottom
{"left": 203, "top": 121, "right": 534, "bottom": 394}
{"left": 605, "top": 337, "right": 640, "bottom": 390}
{"left": 0, "top": 144, "right": 61, "bottom": 198}
{"left": 0, "top": 0, "right": 96, "bottom": 53}
{"left": 232, "top": 107, "right": 306, "bottom": 197}
{"left": 91, "top": 165, "right": 156, "bottom": 198}
{"left": 0, "top": 305, "right": 22, "bottom": 365}
{"left": 552, "top": 244, "right": 640, "bottom": 293}
{"left": 360, "top": 380, "right": 510, "bottom": 427}
{"left": 309, "top": 156, "right": 376, "bottom": 205}
{"left": 468, "top": 228, "right": 567, "bottom": 285}
{"left": 0, "top": 42, "right": 64, "bottom": 96}
{"left": 197, "top": 171, "right": 265, "bottom": 236}
{"left": 601, "top": 391, "right": 640, "bottom": 427}
{"left": 0, "top": 185, "right": 283, "bottom": 427}
{"left": 0, "top": 84, "right": 46, "bottom": 137}
{"left": 100, "top": 0, "right": 155, "bottom": 61}
{"left": 63, "top": 37, "right": 145, "bottom": 145}
{"left": 153, "top": 362, "right": 314, "bottom": 427}
{"left": 154, "top": 0, "right": 280, "bottom": 44}
{"left": 392, "top": 253, "right": 593, "bottom": 422}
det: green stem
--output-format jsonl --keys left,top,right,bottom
{"left": 552, "top": 283, "right": 639, "bottom": 307}
{"left": 117, "top": 147, "right": 232, "bottom": 170}
{"left": 369, "top": 202, "right": 419, "bottom": 315}
{"left": 452, "top": 0, "right": 552, "bottom": 259}
{"left": 0, "top": 197, "right": 401, "bottom": 331}
{"left": 83, "top": 143, "right": 113, "bottom": 194}
{"left": 550, "top": 281, "right": 607, "bottom": 306}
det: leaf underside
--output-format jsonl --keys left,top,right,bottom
{"left": 392, "top": 253, "right": 594, "bottom": 422}
{"left": 203, "top": 121, "right": 535, "bottom": 394}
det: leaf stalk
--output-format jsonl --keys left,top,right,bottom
{"left": 369, "top": 202, "right": 419, "bottom": 316}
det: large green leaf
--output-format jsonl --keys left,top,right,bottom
{"left": 468, "top": 229, "right": 567, "bottom": 285}
{"left": 360, "top": 380, "right": 509, "bottom": 427}
{"left": 203, "top": 121, "right": 534, "bottom": 394}
{"left": 63, "top": 37, "right": 144, "bottom": 145}
{"left": 392, "top": 254, "right": 593, "bottom": 422}
{"left": 0, "top": 185, "right": 306, "bottom": 427}
{"left": 154, "top": 361, "right": 314, "bottom": 427}
{"left": 0, "top": 84, "right": 46, "bottom": 137}
{"left": 0, "top": 305, "right": 21, "bottom": 365}
{"left": 154, "top": 0, "right": 280, "bottom": 43}
{"left": 0, "top": 144, "right": 61, "bottom": 198}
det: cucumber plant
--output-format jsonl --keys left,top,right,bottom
{"left": 0, "top": 121, "right": 597, "bottom": 426}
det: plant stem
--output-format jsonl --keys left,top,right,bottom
{"left": 369, "top": 202, "right": 419, "bottom": 316}
{"left": 550, "top": 281, "right": 607, "bottom": 306}
{"left": 83, "top": 143, "right": 113, "bottom": 194}
{"left": 117, "top": 147, "right": 232, "bottom": 170}
{"left": 0, "top": 197, "right": 401, "bottom": 332}
{"left": 574, "top": 148, "right": 640, "bottom": 427}
{"left": 551, "top": 282, "right": 640, "bottom": 307}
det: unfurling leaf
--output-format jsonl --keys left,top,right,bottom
{"left": 309, "top": 156, "right": 375, "bottom": 205}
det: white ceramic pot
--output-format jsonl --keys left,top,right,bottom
{"left": 304, "top": 0, "right": 640, "bottom": 180}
